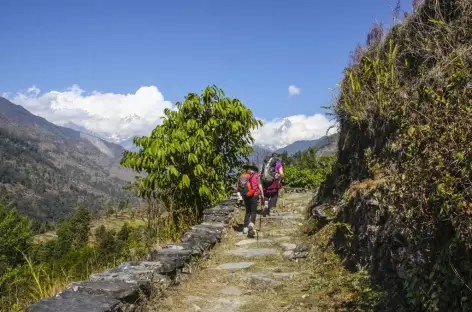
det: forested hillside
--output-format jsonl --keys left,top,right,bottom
{"left": 0, "top": 97, "right": 134, "bottom": 226}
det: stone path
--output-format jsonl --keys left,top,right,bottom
{"left": 148, "top": 191, "right": 315, "bottom": 312}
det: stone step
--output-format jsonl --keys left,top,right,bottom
{"left": 224, "top": 248, "right": 279, "bottom": 258}
{"left": 235, "top": 238, "right": 272, "bottom": 247}
{"left": 216, "top": 262, "right": 255, "bottom": 271}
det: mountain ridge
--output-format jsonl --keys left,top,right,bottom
{"left": 272, "top": 132, "right": 338, "bottom": 156}
{"left": 0, "top": 97, "right": 135, "bottom": 223}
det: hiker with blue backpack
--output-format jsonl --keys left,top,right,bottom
{"left": 236, "top": 162, "right": 264, "bottom": 238}
{"left": 261, "top": 153, "right": 284, "bottom": 216}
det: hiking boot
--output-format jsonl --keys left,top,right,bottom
{"left": 243, "top": 227, "right": 249, "bottom": 235}
{"left": 247, "top": 222, "right": 256, "bottom": 238}
{"left": 262, "top": 200, "right": 269, "bottom": 217}
{"left": 262, "top": 207, "right": 269, "bottom": 217}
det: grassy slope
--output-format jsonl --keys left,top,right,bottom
{"left": 316, "top": 0, "right": 472, "bottom": 311}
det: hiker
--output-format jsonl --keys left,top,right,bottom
{"left": 236, "top": 162, "right": 264, "bottom": 238}
{"left": 261, "top": 153, "right": 284, "bottom": 216}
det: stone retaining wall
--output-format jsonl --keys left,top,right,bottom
{"left": 283, "top": 187, "right": 316, "bottom": 193}
{"left": 27, "top": 199, "right": 238, "bottom": 312}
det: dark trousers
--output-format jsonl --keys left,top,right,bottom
{"left": 264, "top": 191, "right": 279, "bottom": 211}
{"left": 243, "top": 196, "right": 258, "bottom": 226}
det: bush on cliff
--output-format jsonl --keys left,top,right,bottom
{"left": 316, "top": 0, "right": 472, "bottom": 310}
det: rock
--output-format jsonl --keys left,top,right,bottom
{"left": 247, "top": 275, "right": 281, "bottom": 287}
{"left": 280, "top": 243, "right": 297, "bottom": 251}
{"left": 90, "top": 261, "right": 169, "bottom": 290}
{"left": 221, "top": 287, "right": 243, "bottom": 295}
{"left": 236, "top": 239, "right": 271, "bottom": 247}
{"left": 190, "top": 225, "right": 224, "bottom": 240}
{"left": 217, "top": 262, "right": 255, "bottom": 271}
{"left": 207, "top": 297, "right": 244, "bottom": 312}
{"left": 149, "top": 247, "right": 193, "bottom": 273}
{"left": 225, "top": 248, "right": 279, "bottom": 258}
{"left": 192, "top": 303, "right": 202, "bottom": 311}
{"left": 180, "top": 230, "right": 218, "bottom": 252}
{"left": 26, "top": 291, "right": 121, "bottom": 312}
{"left": 195, "top": 222, "right": 226, "bottom": 230}
{"left": 245, "top": 271, "right": 294, "bottom": 284}
{"left": 64, "top": 280, "right": 141, "bottom": 302}
{"left": 283, "top": 243, "right": 311, "bottom": 260}
{"left": 295, "top": 244, "right": 311, "bottom": 253}
{"left": 311, "top": 204, "right": 338, "bottom": 227}
{"left": 167, "top": 242, "right": 205, "bottom": 258}
{"left": 202, "top": 203, "right": 236, "bottom": 223}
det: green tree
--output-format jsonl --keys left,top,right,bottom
{"left": 121, "top": 85, "right": 262, "bottom": 231}
{"left": 117, "top": 222, "right": 129, "bottom": 242}
{"left": 55, "top": 207, "right": 91, "bottom": 256}
{"left": 118, "top": 199, "right": 129, "bottom": 214}
{"left": 0, "top": 200, "right": 32, "bottom": 271}
{"left": 72, "top": 207, "right": 91, "bottom": 247}
{"left": 96, "top": 227, "right": 119, "bottom": 262}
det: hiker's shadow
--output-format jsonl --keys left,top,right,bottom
{"left": 232, "top": 224, "right": 244, "bottom": 232}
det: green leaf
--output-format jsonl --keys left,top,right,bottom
{"left": 169, "top": 165, "right": 179, "bottom": 177}
{"left": 182, "top": 174, "right": 190, "bottom": 188}
{"left": 199, "top": 185, "right": 210, "bottom": 197}
{"left": 188, "top": 153, "right": 198, "bottom": 164}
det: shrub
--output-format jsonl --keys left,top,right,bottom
{"left": 121, "top": 85, "right": 262, "bottom": 235}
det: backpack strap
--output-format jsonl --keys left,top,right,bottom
{"left": 248, "top": 172, "right": 255, "bottom": 188}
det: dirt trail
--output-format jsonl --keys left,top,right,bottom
{"left": 148, "top": 191, "right": 316, "bottom": 312}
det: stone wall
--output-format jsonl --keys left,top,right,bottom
{"left": 283, "top": 187, "right": 316, "bottom": 194}
{"left": 27, "top": 199, "right": 238, "bottom": 312}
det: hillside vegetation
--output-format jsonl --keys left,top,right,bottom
{"left": 281, "top": 147, "right": 336, "bottom": 189}
{"left": 0, "top": 97, "right": 134, "bottom": 229}
{"left": 314, "top": 0, "right": 472, "bottom": 311}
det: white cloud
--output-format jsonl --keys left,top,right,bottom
{"left": 5, "top": 85, "right": 173, "bottom": 142}
{"left": 252, "top": 114, "right": 337, "bottom": 149}
{"left": 3, "top": 84, "right": 336, "bottom": 150}
{"left": 288, "top": 85, "right": 301, "bottom": 96}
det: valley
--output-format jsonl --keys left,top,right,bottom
{"left": 0, "top": 97, "right": 135, "bottom": 225}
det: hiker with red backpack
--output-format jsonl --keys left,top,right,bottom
{"left": 236, "top": 162, "right": 264, "bottom": 238}
{"left": 261, "top": 153, "right": 284, "bottom": 216}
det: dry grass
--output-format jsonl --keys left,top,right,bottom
{"left": 346, "top": 178, "right": 386, "bottom": 200}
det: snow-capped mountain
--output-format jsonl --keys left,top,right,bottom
{"left": 253, "top": 117, "right": 315, "bottom": 151}
{"left": 62, "top": 114, "right": 337, "bottom": 155}
{"left": 64, "top": 121, "right": 125, "bottom": 144}
{"left": 63, "top": 114, "right": 146, "bottom": 151}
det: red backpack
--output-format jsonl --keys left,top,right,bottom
{"left": 237, "top": 173, "right": 257, "bottom": 198}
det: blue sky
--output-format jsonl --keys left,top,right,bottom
{"left": 0, "top": 0, "right": 412, "bottom": 146}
